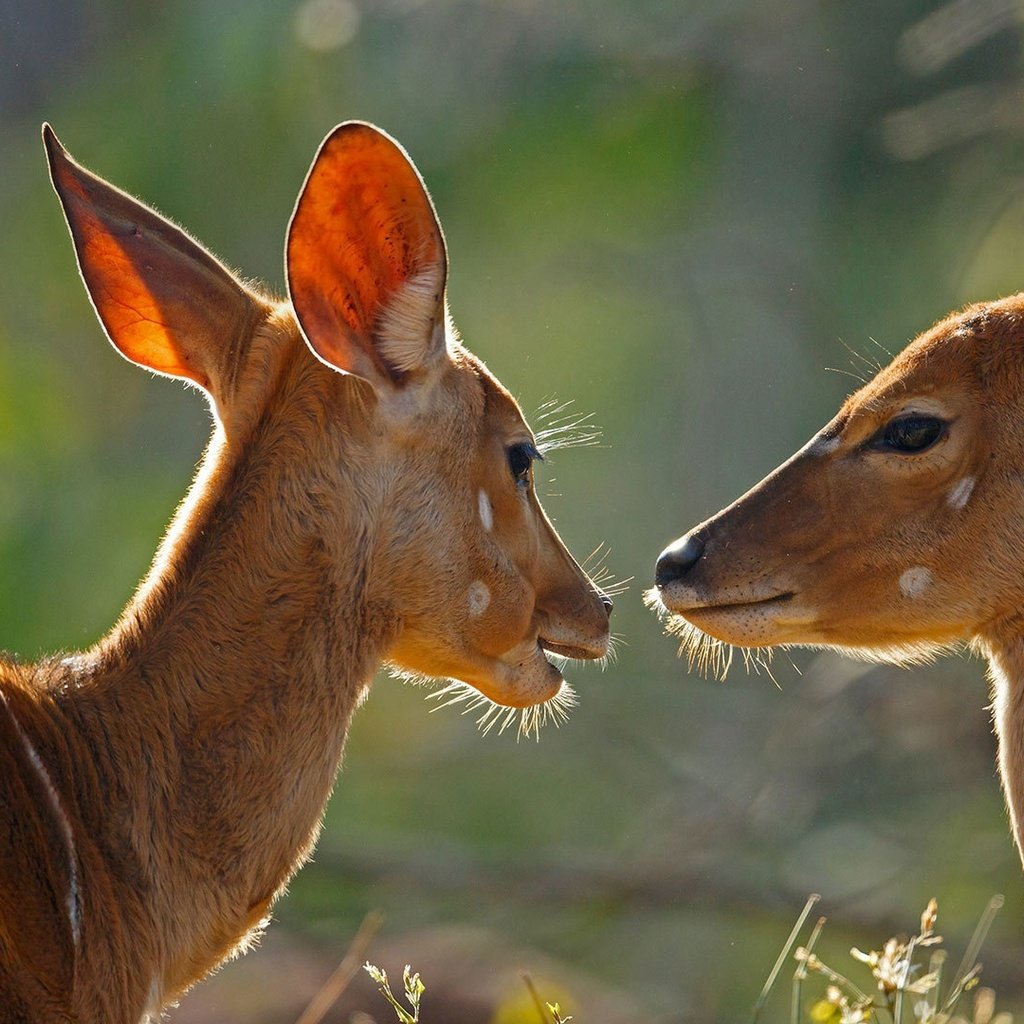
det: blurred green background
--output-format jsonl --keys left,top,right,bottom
{"left": 4, "top": 0, "right": 1024, "bottom": 1020}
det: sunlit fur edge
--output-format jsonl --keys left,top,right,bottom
{"left": 643, "top": 586, "right": 966, "bottom": 679}
{"left": 389, "top": 665, "right": 579, "bottom": 741}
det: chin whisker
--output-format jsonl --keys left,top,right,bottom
{"left": 516, "top": 681, "right": 577, "bottom": 741}
{"left": 477, "top": 701, "right": 518, "bottom": 738}
{"left": 425, "top": 678, "right": 578, "bottom": 742}
{"left": 599, "top": 631, "right": 627, "bottom": 669}
{"left": 782, "top": 650, "right": 803, "bottom": 676}
{"left": 643, "top": 587, "right": 741, "bottom": 681}
{"left": 427, "top": 681, "right": 493, "bottom": 713}
{"left": 740, "top": 646, "right": 778, "bottom": 681}
{"left": 666, "top": 616, "right": 734, "bottom": 679}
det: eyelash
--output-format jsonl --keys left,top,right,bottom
{"left": 506, "top": 442, "right": 542, "bottom": 486}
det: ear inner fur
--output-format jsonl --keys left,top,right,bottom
{"left": 286, "top": 121, "right": 448, "bottom": 384}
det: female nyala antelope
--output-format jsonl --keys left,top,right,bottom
{"left": 0, "top": 122, "right": 611, "bottom": 1022}
{"left": 653, "top": 295, "right": 1024, "bottom": 869}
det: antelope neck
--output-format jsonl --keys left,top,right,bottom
{"left": 39, "top": 357, "right": 398, "bottom": 1001}
{"left": 985, "top": 632, "right": 1024, "bottom": 865}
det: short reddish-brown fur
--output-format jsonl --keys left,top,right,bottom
{"left": 1, "top": 123, "right": 610, "bottom": 1022}
{"left": 653, "top": 292, "right": 1024, "bottom": 870}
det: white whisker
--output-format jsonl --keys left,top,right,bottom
{"left": 533, "top": 397, "right": 603, "bottom": 456}
{"left": 581, "top": 542, "right": 609, "bottom": 573}
{"left": 426, "top": 679, "right": 578, "bottom": 741}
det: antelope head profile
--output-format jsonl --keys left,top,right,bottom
{"left": 652, "top": 296, "right": 1024, "bottom": 866}
{"left": 0, "top": 121, "right": 610, "bottom": 1021}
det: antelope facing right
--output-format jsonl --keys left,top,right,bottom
{"left": 0, "top": 122, "right": 611, "bottom": 1022}
{"left": 652, "top": 293, "right": 1024, "bottom": 870}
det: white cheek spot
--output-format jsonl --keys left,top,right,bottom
{"left": 478, "top": 489, "right": 493, "bottom": 532}
{"left": 947, "top": 475, "right": 975, "bottom": 510}
{"left": 899, "top": 566, "right": 932, "bottom": 599}
{"left": 467, "top": 580, "right": 491, "bottom": 616}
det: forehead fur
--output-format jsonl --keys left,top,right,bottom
{"left": 840, "top": 296, "right": 1024, "bottom": 418}
{"left": 454, "top": 347, "right": 530, "bottom": 433}
{"left": 911, "top": 296, "right": 1024, "bottom": 387}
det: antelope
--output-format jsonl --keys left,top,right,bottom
{"left": 0, "top": 122, "right": 611, "bottom": 1023}
{"left": 651, "top": 293, "right": 1024, "bottom": 870}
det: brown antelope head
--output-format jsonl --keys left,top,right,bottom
{"left": 651, "top": 297, "right": 1024, "bottom": 664}
{"left": 4, "top": 122, "right": 611, "bottom": 1021}
{"left": 48, "top": 120, "right": 611, "bottom": 728}
{"left": 650, "top": 295, "right": 1024, "bottom": 863}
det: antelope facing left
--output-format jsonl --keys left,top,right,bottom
{"left": 651, "top": 292, "right": 1024, "bottom": 873}
{"left": 1, "top": 122, "right": 611, "bottom": 1022}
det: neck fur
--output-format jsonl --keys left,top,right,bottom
{"left": 34, "top": 323, "right": 398, "bottom": 1003}
{"left": 984, "top": 628, "right": 1024, "bottom": 864}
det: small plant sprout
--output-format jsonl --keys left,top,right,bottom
{"left": 547, "top": 1003, "right": 573, "bottom": 1024}
{"left": 363, "top": 962, "right": 425, "bottom": 1024}
{"left": 522, "top": 972, "right": 574, "bottom": 1024}
{"left": 757, "top": 896, "right": 1010, "bottom": 1024}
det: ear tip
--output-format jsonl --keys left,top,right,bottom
{"left": 322, "top": 120, "right": 405, "bottom": 157}
{"left": 41, "top": 122, "right": 55, "bottom": 158}
{"left": 41, "top": 123, "right": 73, "bottom": 184}
{"left": 332, "top": 119, "right": 387, "bottom": 138}
{"left": 41, "top": 122, "right": 61, "bottom": 154}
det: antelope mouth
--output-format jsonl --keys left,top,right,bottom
{"left": 655, "top": 578, "right": 797, "bottom": 617}
{"left": 660, "top": 588, "right": 804, "bottom": 651}
{"left": 538, "top": 636, "right": 606, "bottom": 661}
{"left": 427, "top": 638, "right": 584, "bottom": 740}
{"left": 674, "top": 591, "right": 796, "bottom": 616}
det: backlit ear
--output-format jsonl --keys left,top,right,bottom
{"left": 286, "top": 121, "right": 448, "bottom": 387}
{"left": 43, "top": 124, "right": 263, "bottom": 400}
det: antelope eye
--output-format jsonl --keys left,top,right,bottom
{"left": 507, "top": 442, "right": 541, "bottom": 486}
{"left": 877, "top": 415, "right": 946, "bottom": 454}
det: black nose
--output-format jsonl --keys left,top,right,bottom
{"left": 655, "top": 533, "right": 705, "bottom": 588}
{"left": 600, "top": 594, "right": 614, "bottom": 615}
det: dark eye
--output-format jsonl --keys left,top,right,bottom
{"left": 507, "top": 442, "right": 541, "bottom": 486}
{"left": 877, "top": 416, "right": 946, "bottom": 453}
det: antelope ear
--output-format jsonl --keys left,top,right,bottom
{"left": 286, "top": 121, "right": 448, "bottom": 387}
{"left": 43, "top": 124, "right": 263, "bottom": 400}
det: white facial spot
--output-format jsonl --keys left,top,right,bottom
{"left": 899, "top": 566, "right": 932, "bottom": 599}
{"left": 947, "top": 476, "right": 975, "bottom": 510}
{"left": 478, "top": 489, "right": 493, "bottom": 532}
{"left": 468, "top": 580, "right": 491, "bottom": 617}
{"left": 806, "top": 434, "right": 840, "bottom": 456}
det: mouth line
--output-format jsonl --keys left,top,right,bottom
{"left": 677, "top": 592, "right": 796, "bottom": 615}
{"left": 538, "top": 637, "right": 596, "bottom": 661}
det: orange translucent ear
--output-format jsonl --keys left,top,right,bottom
{"left": 286, "top": 121, "right": 448, "bottom": 385}
{"left": 43, "top": 124, "right": 261, "bottom": 396}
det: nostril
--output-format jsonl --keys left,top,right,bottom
{"left": 600, "top": 594, "right": 614, "bottom": 615}
{"left": 655, "top": 533, "right": 705, "bottom": 588}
